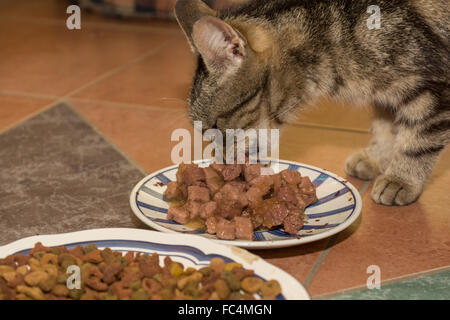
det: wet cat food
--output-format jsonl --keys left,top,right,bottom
{"left": 165, "top": 163, "right": 318, "bottom": 240}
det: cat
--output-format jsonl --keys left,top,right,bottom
{"left": 174, "top": 0, "right": 449, "bottom": 206}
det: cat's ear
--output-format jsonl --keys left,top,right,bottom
{"left": 174, "top": 0, "right": 217, "bottom": 52}
{"left": 192, "top": 16, "right": 247, "bottom": 73}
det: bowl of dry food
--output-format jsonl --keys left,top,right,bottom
{"left": 130, "top": 159, "right": 362, "bottom": 249}
{"left": 0, "top": 228, "right": 309, "bottom": 300}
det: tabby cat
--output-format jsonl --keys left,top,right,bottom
{"left": 174, "top": 0, "right": 449, "bottom": 206}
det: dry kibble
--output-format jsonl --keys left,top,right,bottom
{"left": 24, "top": 270, "right": 48, "bottom": 287}
{"left": 51, "top": 284, "right": 69, "bottom": 297}
{"left": 260, "top": 280, "right": 282, "bottom": 298}
{"left": 210, "top": 258, "right": 225, "bottom": 274}
{"left": 1, "top": 271, "right": 17, "bottom": 283}
{"left": 224, "top": 262, "right": 243, "bottom": 272}
{"left": 241, "top": 277, "right": 264, "bottom": 294}
{"left": 0, "top": 265, "right": 14, "bottom": 276}
{"left": 40, "top": 253, "right": 58, "bottom": 266}
{"left": 214, "top": 279, "right": 230, "bottom": 299}
{"left": 17, "top": 285, "right": 44, "bottom": 300}
{"left": 0, "top": 242, "right": 284, "bottom": 300}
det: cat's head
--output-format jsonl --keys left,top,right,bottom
{"left": 175, "top": 0, "right": 278, "bottom": 132}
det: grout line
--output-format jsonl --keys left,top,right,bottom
{"left": 302, "top": 180, "right": 372, "bottom": 290}
{"left": 0, "top": 99, "right": 63, "bottom": 136}
{"left": 0, "top": 90, "right": 60, "bottom": 101}
{"left": 0, "top": 37, "right": 176, "bottom": 136}
{"left": 0, "top": 90, "right": 188, "bottom": 113}
{"left": 65, "top": 103, "right": 148, "bottom": 176}
{"left": 290, "top": 122, "right": 370, "bottom": 134}
{"left": 302, "top": 234, "right": 340, "bottom": 289}
{"left": 313, "top": 265, "right": 450, "bottom": 300}
{"left": 64, "top": 39, "right": 177, "bottom": 99}
{"left": 68, "top": 97, "right": 187, "bottom": 113}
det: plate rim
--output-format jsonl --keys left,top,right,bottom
{"left": 129, "top": 159, "right": 362, "bottom": 249}
{"left": 0, "top": 228, "right": 310, "bottom": 300}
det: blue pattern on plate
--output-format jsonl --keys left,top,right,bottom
{"left": 15, "top": 239, "right": 285, "bottom": 300}
{"left": 133, "top": 160, "right": 358, "bottom": 242}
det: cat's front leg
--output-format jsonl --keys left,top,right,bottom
{"left": 371, "top": 100, "right": 448, "bottom": 206}
{"left": 345, "top": 108, "right": 395, "bottom": 180}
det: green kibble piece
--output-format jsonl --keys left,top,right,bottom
{"left": 56, "top": 274, "right": 68, "bottom": 284}
{"left": 120, "top": 257, "right": 128, "bottom": 268}
{"left": 33, "top": 252, "right": 45, "bottom": 260}
{"left": 228, "top": 292, "right": 245, "bottom": 300}
{"left": 100, "top": 248, "right": 115, "bottom": 264}
{"left": 132, "top": 289, "right": 149, "bottom": 300}
{"left": 183, "top": 280, "right": 200, "bottom": 297}
{"left": 199, "top": 267, "right": 213, "bottom": 277}
{"left": 102, "top": 294, "right": 118, "bottom": 300}
{"left": 83, "top": 244, "right": 97, "bottom": 254}
{"left": 129, "top": 281, "right": 141, "bottom": 291}
{"left": 220, "top": 271, "right": 241, "bottom": 291}
{"left": 50, "top": 247, "right": 60, "bottom": 255}
{"left": 68, "top": 289, "right": 83, "bottom": 300}
{"left": 153, "top": 273, "right": 162, "bottom": 283}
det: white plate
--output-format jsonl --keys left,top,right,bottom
{"left": 130, "top": 159, "right": 362, "bottom": 249}
{"left": 0, "top": 228, "right": 309, "bottom": 300}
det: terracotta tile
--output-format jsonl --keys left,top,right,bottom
{"left": 0, "top": 19, "right": 175, "bottom": 96}
{"left": 70, "top": 100, "right": 194, "bottom": 174}
{"left": 0, "top": 0, "right": 181, "bottom": 32}
{"left": 294, "top": 98, "right": 373, "bottom": 132}
{"left": 307, "top": 147, "right": 450, "bottom": 297}
{"left": 279, "top": 124, "right": 370, "bottom": 190}
{"left": 73, "top": 37, "right": 196, "bottom": 110}
{"left": 254, "top": 239, "right": 330, "bottom": 285}
{"left": 0, "top": 94, "right": 55, "bottom": 132}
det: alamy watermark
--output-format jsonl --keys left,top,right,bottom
{"left": 366, "top": 265, "right": 381, "bottom": 289}
{"left": 367, "top": 5, "right": 381, "bottom": 30}
{"left": 171, "top": 121, "right": 280, "bottom": 172}
{"left": 66, "top": 5, "right": 81, "bottom": 30}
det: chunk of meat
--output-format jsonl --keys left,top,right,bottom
{"left": 177, "top": 163, "right": 206, "bottom": 185}
{"left": 221, "top": 164, "right": 242, "bottom": 181}
{"left": 280, "top": 169, "right": 303, "bottom": 185}
{"left": 283, "top": 213, "right": 304, "bottom": 235}
{"left": 167, "top": 207, "right": 190, "bottom": 224}
{"left": 187, "top": 186, "right": 210, "bottom": 202}
{"left": 246, "top": 186, "right": 265, "bottom": 208}
{"left": 234, "top": 217, "right": 254, "bottom": 240}
{"left": 298, "top": 177, "right": 318, "bottom": 206}
{"left": 226, "top": 181, "right": 249, "bottom": 193}
{"left": 185, "top": 200, "right": 202, "bottom": 219}
{"left": 255, "top": 198, "right": 290, "bottom": 229}
{"left": 249, "top": 175, "right": 274, "bottom": 194}
{"left": 210, "top": 163, "right": 225, "bottom": 174}
{"left": 203, "top": 166, "right": 224, "bottom": 195}
{"left": 205, "top": 216, "right": 218, "bottom": 235}
{"left": 164, "top": 182, "right": 181, "bottom": 200}
{"left": 243, "top": 163, "right": 263, "bottom": 182}
{"left": 213, "top": 184, "right": 249, "bottom": 219}
{"left": 276, "top": 186, "right": 298, "bottom": 206}
{"left": 200, "top": 201, "right": 217, "bottom": 219}
{"left": 216, "top": 218, "right": 236, "bottom": 240}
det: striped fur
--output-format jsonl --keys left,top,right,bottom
{"left": 175, "top": 0, "right": 449, "bottom": 206}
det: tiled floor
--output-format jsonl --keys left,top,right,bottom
{"left": 0, "top": 0, "right": 449, "bottom": 299}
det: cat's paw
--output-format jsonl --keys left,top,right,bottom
{"left": 344, "top": 149, "right": 380, "bottom": 180}
{"left": 371, "top": 175, "right": 421, "bottom": 206}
